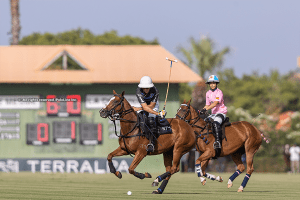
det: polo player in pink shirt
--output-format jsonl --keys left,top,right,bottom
{"left": 199, "top": 75, "right": 227, "bottom": 154}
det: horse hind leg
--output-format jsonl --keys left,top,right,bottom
{"left": 152, "top": 151, "right": 173, "bottom": 194}
{"left": 228, "top": 151, "right": 245, "bottom": 189}
{"left": 237, "top": 142, "right": 260, "bottom": 192}
{"left": 154, "top": 147, "right": 191, "bottom": 193}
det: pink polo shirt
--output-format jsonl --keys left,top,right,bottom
{"left": 206, "top": 88, "right": 227, "bottom": 114}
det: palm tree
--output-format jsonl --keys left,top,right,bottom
{"left": 10, "top": 0, "right": 20, "bottom": 45}
{"left": 179, "top": 35, "right": 230, "bottom": 78}
{"left": 178, "top": 35, "right": 230, "bottom": 110}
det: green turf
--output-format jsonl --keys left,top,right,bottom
{"left": 0, "top": 172, "right": 299, "bottom": 200}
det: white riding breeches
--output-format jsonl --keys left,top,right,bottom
{"left": 207, "top": 113, "right": 226, "bottom": 124}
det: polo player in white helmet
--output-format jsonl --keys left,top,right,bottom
{"left": 133, "top": 76, "right": 166, "bottom": 153}
{"left": 199, "top": 75, "right": 227, "bottom": 155}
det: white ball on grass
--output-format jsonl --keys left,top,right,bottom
{"left": 127, "top": 191, "right": 132, "bottom": 195}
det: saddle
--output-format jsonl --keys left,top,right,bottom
{"left": 137, "top": 112, "right": 172, "bottom": 141}
{"left": 199, "top": 117, "right": 231, "bottom": 142}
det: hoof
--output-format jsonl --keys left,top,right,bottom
{"left": 115, "top": 171, "right": 122, "bottom": 179}
{"left": 227, "top": 183, "right": 233, "bottom": 189}
{"left": 151, "top": 182, "right": 159, "bottom": 187}
{"left": 152, "top": 190, "right": 161, "bottom": 194}
{"left": 201, "top": 179, "right": 206, "bottom": 186}
{"left": 145, "top": 172, "right": 152, "bottom": 178}
{"left": 218, "top": 176, "right": 223, "bottom": 183}
{"left": 237, "top": 186, "right": 243, "bottom": 192}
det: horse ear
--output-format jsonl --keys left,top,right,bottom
{"left": 187, "top": 99, "right": 192, "bottom": 105}
{"left": 113, "top": 90, "right": 117, "bottom": 95}
{"left": 183, "top": 99, "right": 186, "bottom": 104}
{"left": 121, "top": 91, "right": 125, "bottom": 96}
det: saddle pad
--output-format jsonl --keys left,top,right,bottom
{"left": 157, "top": 118, "right": 172, "bottom": 135}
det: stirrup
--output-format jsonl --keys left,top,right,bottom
{"left": 213, "top": 141, "right": 221, "bottom": 149}
{"left": 147, "top": 143, "right": 154, "bottom": 152}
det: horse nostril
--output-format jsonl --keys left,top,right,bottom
{"left": 99, "top": 109, "right": 107, "bottom": 118}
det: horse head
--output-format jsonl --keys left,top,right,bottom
{"left": 176, "top": 99, "right": 192, "bottom": 122}
{"left": 176, "top": 99, "right": 206, "bottom": 127}
{"left": 99, "top": 90, "right": 126, "bottom": 119}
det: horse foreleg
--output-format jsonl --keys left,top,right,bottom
{"left": 200, "top": 160, "right": 223, "bottom": 185}
{"left": 128, "top": 150, "right": 151, "bottom": 180}
{"left": 107, "top": 146, "right": 129, "bottom": 179}
{"left": 195, "top": 150, "right": 214, "bottom": 178}
{"left": 228, "top": 152, "right": 245, "bottom": 189}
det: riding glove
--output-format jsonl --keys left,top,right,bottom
{"left": 200, "top": 108, "right": 207, "bottom": 114}
{"left": 159, "top": 110, "right": 167, "bottom": 118}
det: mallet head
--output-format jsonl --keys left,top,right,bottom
{"left": 166, "top": 57, "right": 178, "bottom": 63}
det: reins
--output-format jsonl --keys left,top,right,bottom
{"left": 177, "top": 104, "right": 214, "bottom": 150}
{"left": 106, "top": 94, "right": 143, "bottom": 157}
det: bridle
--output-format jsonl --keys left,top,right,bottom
{"left": 176, "top": 104, "right": 214, "bottom": 151}
{"left": 100, "top": 94, "right": 141, "bottom": 157}
{"left": 176, "top": 104, "right": 206, "bottom": 131}
{"left": 103, "top": 94, "right": 133, "bottom": 121}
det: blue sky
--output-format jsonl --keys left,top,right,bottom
{"left": 1, "top": 0, "right": 299, "bottom": 77}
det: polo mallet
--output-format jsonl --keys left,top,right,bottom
{"left": 163, "top": 57, "right": 178, "bottom": 111}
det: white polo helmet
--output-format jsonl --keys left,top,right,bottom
{"left": 138, "top": 76, "right": 154, "bottom": 88}
{"left": 205, "top": 75, "right": 220, "bottom": 84}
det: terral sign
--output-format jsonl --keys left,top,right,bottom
{"left": 0, "top": 158, "right": 133, "bottom": 174}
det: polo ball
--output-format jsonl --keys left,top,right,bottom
{"left": 127, "top": 191, "right": 132, "bottom": 195}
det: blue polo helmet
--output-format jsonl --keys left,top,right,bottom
{"left": 205, "top": 75, "right": 220, "bottom": 84}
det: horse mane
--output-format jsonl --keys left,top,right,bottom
{"left": 122, "top": 96, "right": 137, "bottom": 117}
{"left": 188, "top": 104, "right": 206, "bottom": 122}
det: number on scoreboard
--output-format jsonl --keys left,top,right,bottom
{"left": 53, "top": 121, "right": 76, "bottom": 143}
{"left": 79, "top": 123, "right": 102, "bottom": 145}
{"left": 46, "top": 95, "right": 81, "bottom": 117}
{"left": 26, "top": 123, "right": 49, "bottom": 145}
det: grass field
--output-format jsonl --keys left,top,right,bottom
{"left": 0, "top": 172, "right": 299, "bottom": 200}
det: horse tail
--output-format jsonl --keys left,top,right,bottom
{"left": 260, "top": 132, "right": 270, "bottom": 144}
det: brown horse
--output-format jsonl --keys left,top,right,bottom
{"left": 99, "top": 91, "right": 196, "bottom": 194}
{"left": 176, "top": 99, "right": 264, "bottom": 192}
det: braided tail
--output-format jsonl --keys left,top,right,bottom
{"left": 260, "top": 132, "right": 269, "bottom": 143}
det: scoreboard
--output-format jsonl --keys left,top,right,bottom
{"left": 0, "top": 94, "right": 141, "bottom": 147}
{"left": 0, "top": 95, "right": 103, "bottom": 146}
{"left": 46, "top": 95, "right": 81, "bottom": 117}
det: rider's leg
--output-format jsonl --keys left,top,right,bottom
{"left": 213, "top": 121, "right": 222, "bottom": 149}
{"left": 213, "top": 113, "right": 226, "bottom": 150}
{"left": 147, "top": 116, "right": 156, "bottom": 152}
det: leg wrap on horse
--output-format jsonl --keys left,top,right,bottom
{"left": 241, "top": 174, "right": 251, "bottom": 188}
{"left": 195, "top": 164, "right": 203, "bottom": 177}
{"left": 108, "top": 161, "right": 116, "bottom": 174}
{"left": 157, "top": 180, "right": 169, "bottom": 194}
{"left": 133, "top": 171, "right": 146, "bottom": 179}
{"left": 229, "top": 170, "right": 242, "bottom": 181}
{"left": 156, "top": 171, "right": 171, "bottom": 182}
{"left": 204, "top": 173, "right": 216, "bottom": 180}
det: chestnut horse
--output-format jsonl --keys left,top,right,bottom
{"left": 176, "top": 99, "right": 263, "bottom": 192}
{"left": 99, "top": 91, "right": 196, "bottom": 194}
